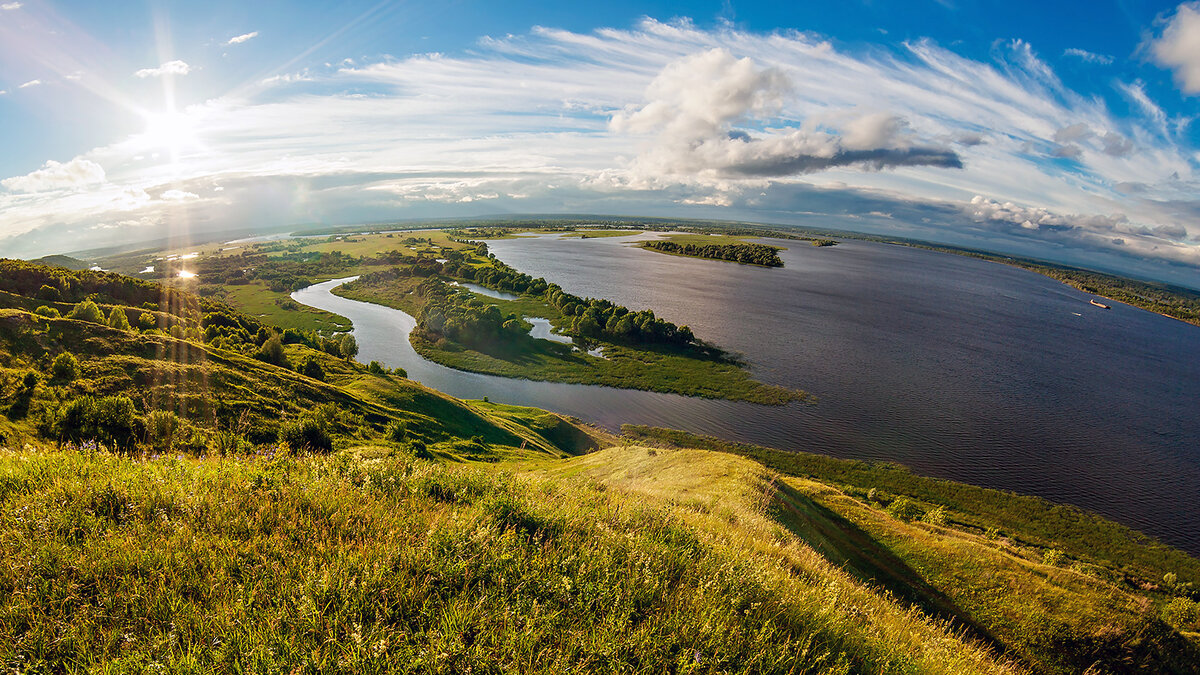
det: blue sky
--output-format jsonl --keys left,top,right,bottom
{"left": 1, "top": 1, "right": 1199, "bottom": 286}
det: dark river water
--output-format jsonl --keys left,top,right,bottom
{"left": 294, "top": 233, "right": 1200, "bottom": 556}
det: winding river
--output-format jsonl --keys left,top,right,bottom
{"left": 294, "top": 233, "right": 1200, "bottom": 556}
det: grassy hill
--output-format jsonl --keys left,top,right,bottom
{"left": 1, "top": 259, "right": 1198, "bottom": 673}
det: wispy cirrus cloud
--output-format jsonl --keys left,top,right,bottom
{"left": 1063, "top": 48, "right": 1114, "bottom": 65}
{"left": 133, "top": 60, "right": 191, "bottom": 79}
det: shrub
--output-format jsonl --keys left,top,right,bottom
{"left": 300, "top": 357, "right": 325, "bottom": 381}
{"left": 51, "top": 352, "right": 81, "bottom": 381}
{"left": 68, "top": 300, "right": 104, "bottom": 323}
{"left": 886, "top": 497, "right": 923, "bottom": 522}
{"left": 922, "top": 505, "right": 948, "bottom": 526}
{"left": 1161, "top": 597, "right": 1200, "bottom": 630}
{"left": 144, "top": 410, "right": 182, "bottom": 451}
{"left": 257, "top": 334, "right": 290, "bottom": 368}
{"left": 138, "top": 312, "right": 157, "bottom": 329}
{"left": 33, "top": 305, "right": 60, "bottom": 318}
{"left": 1043, "top": 548, "right": 1065, "bottom": 566}
{"left": 279, "top": 417, "right": 333, "bottom": 454}
{"left": 22, "top": 371, "right": 39, "bottom": 389}
{"left": 385, "top": 420, "right": 407, "bottom": 443}
{"left": 53, "top": 396, "right": 140, "bottom": 452}
{"left": 211, "top": 430, "right": 250, "bottom": 455}
{"left": 368, "top": 360, "right": 386, "bottom": 375}
{"left": 107, "top": 307, "right": 131, "bottom": 330}
{"left": 37, "top": 284, "right": 61, "bottom": 301}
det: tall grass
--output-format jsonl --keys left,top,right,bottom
{"left": 0, "top": 445, "right": 1014, "bottom": 674}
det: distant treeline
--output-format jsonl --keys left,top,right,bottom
{"left": 642, "top": 241, "right": 784, "bottom": 267}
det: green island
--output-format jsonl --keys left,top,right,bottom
{"left": 639, "top": 239, "right": 786, "bottom": 267}
{"left": 1, "top": 257, "right": 1198, "bottom": 673}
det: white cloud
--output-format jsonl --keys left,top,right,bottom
{"left": 18, "top": 79, "right": 41, "bottom": 89}
{"left": 1063, "top": 48, "right": 1113, "bottom": 65}
{"left": 610, "top": 49, "right": 961, "bottom": 181}
{"left": 134, "top": 60, "right": 191, "bottom": 79}
{"left": 1152, "top": 2, "right": 1200, "bottom": 94}
{"left": 0, "top": 90, "right": 7, "bottom": 96}
{"left": 1, "top": 2, "right": 22, "bottom": 10}
{"left": 160, "top": 189, "right": 199, "bottom": 201}
{"left": 226, "top": 31, "right": 259, "bottom": 45}
{"left": 2, "top": 157, "right": 106, "bottom": 193}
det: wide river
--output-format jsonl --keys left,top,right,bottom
{"left": 294, "top": 233, "right": 1200, "bottom": 556}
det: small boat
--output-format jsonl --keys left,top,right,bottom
{"left": 1090, "top": 299, "right": 1110, "bottom": 309}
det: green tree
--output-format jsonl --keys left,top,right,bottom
{"left": 257, "top": 334, "right": 290, "bottom": 368}
{"left": 338, "top": 333, "right": 358, "bottom": 360}
{"left": 68, "top": 300, "right": 104, "bottom": 324}
{"left": 368, "top": 360, "right": 386, "bottom": 375}
{"left": 54, "top": 396, "right": 140, "bottom": 452}
{"left": 138, "top": 312, "right": 157, "bottom": 330}
{"left": 51, "top": 352, "right": 81, "bottom": 381}
{"left": 300, "top": 357, "right": 326, "bottom": 382}
{"left": 107, "top": 307, "right": 131, "bottom": 331}
{"left": 33, "top": 306, "right": 60, "bottom": 318}
{"left": 37, "top": 284, "right": 62, "bottom": 301}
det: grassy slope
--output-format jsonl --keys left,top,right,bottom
{"left": 534, "top": 445, "right": 1200, "bottom": 674}
{"left": 0, "top": 444, "right": 1017, "bottom": 675}
{"left": 620, "top": 426, "right": 1200, "bottom": 588}
{"left": 335, "top": 276, "right": 806, "bottom": 405}
{"left": 0, "top": 307, "right": 592, "bottom": 461}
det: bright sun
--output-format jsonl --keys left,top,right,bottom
{"left": 139, "top": 110, "right": 200, "bottom": 159}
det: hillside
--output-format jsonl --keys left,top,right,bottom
{"left": 1, "top": 259, "right": 1198, "bottom": 673}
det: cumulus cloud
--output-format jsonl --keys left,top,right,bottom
{"left": 226, "top": 31, "right": 259, "bottom": 45}
{"left": 1100, "top": 131, "right": 1134, "bottom": 157}
{"left": 1, "top": 2, "right": 22, "bottom": 9}
{"left": 2, "top": 157, "right": 106, "bottom": 193}
{"left": 134, "top": 60, "right": 191, "bottom": 79}
{"left": 1151, "top": 2, "right": 1200, "bottom": 93}
{"left": 610, "top": 49, "right": 961, "bottom": 181}
{"left": 966, "top": 195, "right": 1194, "bottom": 250}
{"left": 1063, "top": 48, "right": 1113, "bottom": 65}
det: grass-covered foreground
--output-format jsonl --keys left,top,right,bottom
{"left": 2, "top": 443, "right": 1018, "bottom": 674}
